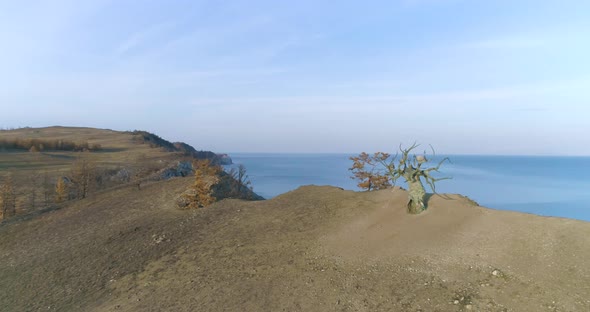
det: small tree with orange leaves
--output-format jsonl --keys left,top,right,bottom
{"left": 55, "top": 178, "right": 69, "bottom": 203}
{"left": 349, "top": 152, "right": 392, "bottom": 191}
{"left": 183, "top": 159, "right": 221, "bottom": 208}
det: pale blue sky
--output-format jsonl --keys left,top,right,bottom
{"left": 1, "top": 0, "right": 589, "bottom": 154}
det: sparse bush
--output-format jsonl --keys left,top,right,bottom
{"left": 71, "top": 157, "right": 96, "bottom": 199}
{"left": 226, "top": 164, "right": 252, "bottom": 198}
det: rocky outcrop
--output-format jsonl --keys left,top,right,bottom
{"left": 217, "top": 154, "right": 233, "bottom": 165}
{"left": 130, "top": 130, "right": 230, "bottom": 165}
{"left": 159, "top": 161, "right": 193, "bottom": 180}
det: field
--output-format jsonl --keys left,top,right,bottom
{"left": 0, "top": 126, "right": 178, "bottom": 170}
{"left": 0, "top": 127, "right": 192, "bottom": 218}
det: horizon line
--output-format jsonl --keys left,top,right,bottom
{"left": 225, "top": 152, "right": 590, "bottom": 157}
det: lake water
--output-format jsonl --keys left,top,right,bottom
{"left": 226, "top": 153, "right": 590, "bottom": 222}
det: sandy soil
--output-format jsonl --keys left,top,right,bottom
{"left": 1, "top": 178, "right": 589, "bottom": 311}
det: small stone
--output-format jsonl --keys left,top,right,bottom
{"left": 453, "top": 300, "right": 460, "bottom": 305}
{"left": 465, "top": 304, "right": 473, "bottom": 310}
{"left": 492, "top": 269, "right": 500, "bottom": 276}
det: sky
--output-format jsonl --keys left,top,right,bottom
{"left": 1, "top": 0, "right": 589, "bottom": 155}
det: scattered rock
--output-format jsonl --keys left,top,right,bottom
{"left": 457, "top": 194, "right": 480, "bottom": 206}
{"left": 175, "top": 189, "right": 197, "bottom": 209}
{"left": 112, "top": 168, "right": 131, "bottom": 183}
{"left": 153, "top": 234, "right": 166, "bottom": 244}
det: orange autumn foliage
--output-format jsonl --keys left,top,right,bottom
{"left": 349, "top": 152, "right": 392, "bottom": 191}
{"left": 183, "top": 159, "right": 221, "bottom": 208}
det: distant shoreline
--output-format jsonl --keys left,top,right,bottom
{"left": 227, "top": 152, "right": 590, "bottom": 158}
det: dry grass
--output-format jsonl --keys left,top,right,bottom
{"left": 0, "top": 126, "right": 191, "bottom": 219}
{"left": 0, "top": 126, "right": 178, "bottom": 171}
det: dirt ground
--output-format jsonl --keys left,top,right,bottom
{"left": 1, "top": 178, "right": 589, "bottom": 311}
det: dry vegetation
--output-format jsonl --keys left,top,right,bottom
{"left": 181, "top": 159, "right": 221, "bottom": 209}
{"left": 0, "top": 175, "right": 16, "bottom": 220}
{"left": 0, "top": 126, "right": 245, "bottom": 222}
{"left": 0, "top": 137, "right": 102, "bottom": 152}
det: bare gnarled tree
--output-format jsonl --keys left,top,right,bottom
{"left": 350, "top": 143, "right": 450, "bottom": 214}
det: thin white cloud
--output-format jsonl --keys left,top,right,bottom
{"left": 186, "top": 80, "right": 565, "bottom": 106}
{"left": 182, "top": 78, "right": 590, "bottom": 122}
{"left": 401, "top": 0, "right": 463, "bottom": 7}
{"left": 150, "top": 15, "right": 275, "bottom": 56}
{"left": 457, "top": 23, "right": 589, "bottom": 51}
{"left": 461, "top": 36, "right": 547, "bottom": 49}
{"left": 116, "top": 21, "right": 176, "bottom": 56}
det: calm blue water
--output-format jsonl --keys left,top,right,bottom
{"left": 226, "top": 153, "right": 590, "bottom": 222}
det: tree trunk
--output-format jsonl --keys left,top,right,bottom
{"left": 407, "top": 178, "right": 426, "bottom": 214}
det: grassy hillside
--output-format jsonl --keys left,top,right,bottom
{"left": 0, "top": 126, "right": 235, "bottom": 219}
{"left": 0, "top": 179, "right": 588, "bottom": 311}
{"left": 0, "top": 126, "right": 222, "bottom": 171}
{"left": 0, "top": 127, "right": 177, "bottom": 175}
